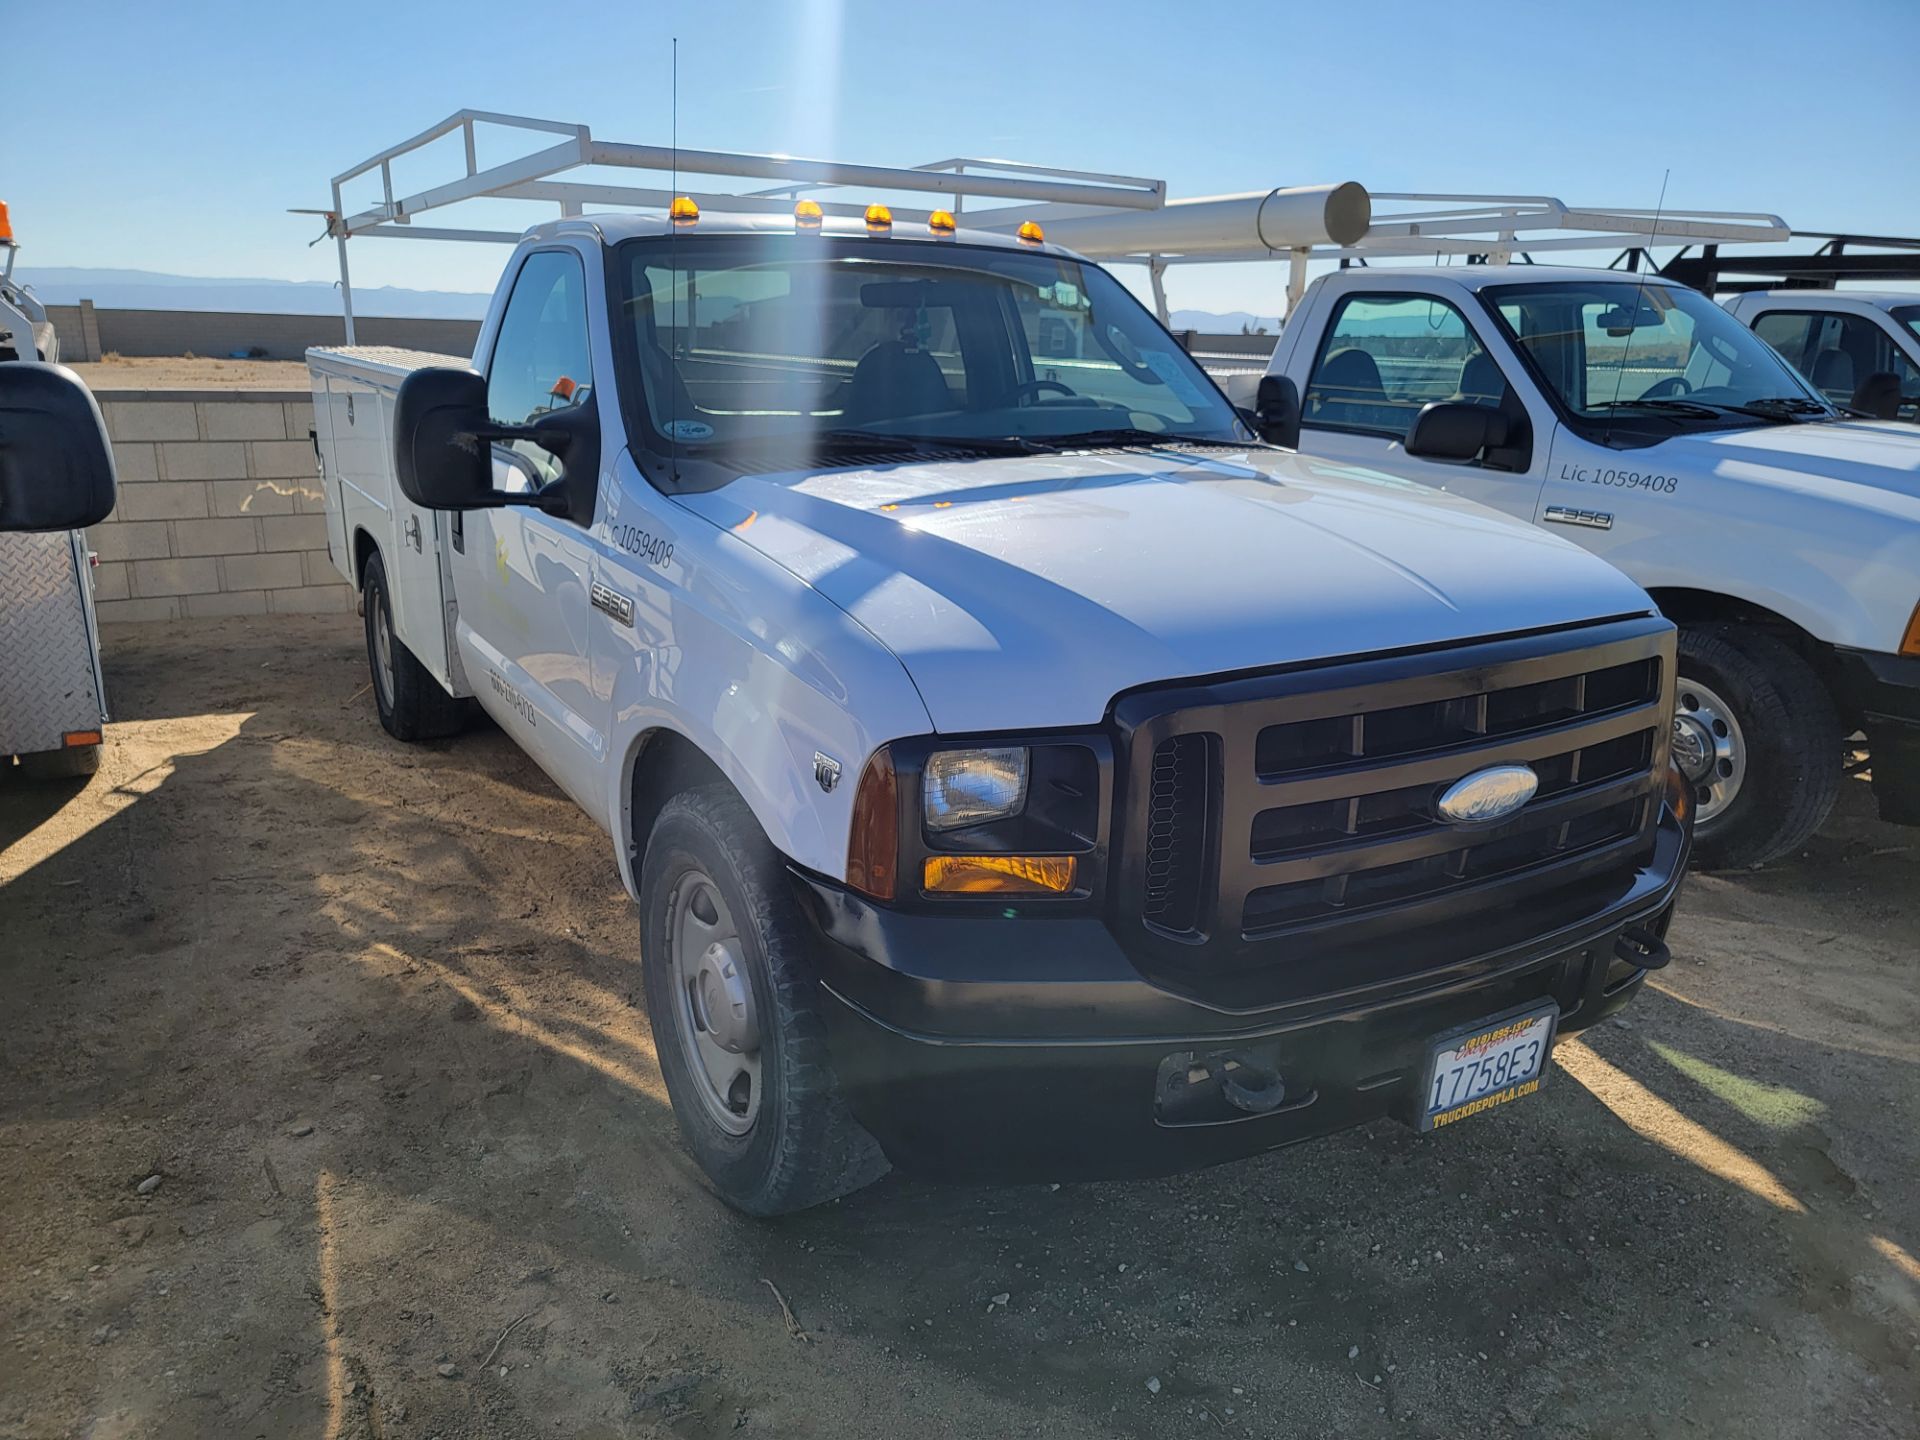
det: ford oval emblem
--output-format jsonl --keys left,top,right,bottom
{"left": 1436, "top": 764, "right": 1538, "bottom": 824}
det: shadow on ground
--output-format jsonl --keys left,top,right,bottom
{"left": 1, "top": 615, "right": 1914, "bottom": 1440}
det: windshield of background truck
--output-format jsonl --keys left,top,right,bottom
{"left": 617, "top": 237, "right": 1245, "bottom": 449}
{"left": 1896, "top": 304, "right": 1920, "bottom": 348}
{"left": 1486, "top": 281, "right": 1829, "bottom": 420}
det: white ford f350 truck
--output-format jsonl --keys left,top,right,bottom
{"left": 1246, "top": 265, "right": 1920, "bottom": 866}
{"left": 1723, "top": 289, "right": 1920, "bottom": 423}
{"left": 309, "top": 207, "right": 1692, "bottom": 1214}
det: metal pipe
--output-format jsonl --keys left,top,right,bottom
{"left": 1020, "top": 184, "right": 1371, "bottom": 258}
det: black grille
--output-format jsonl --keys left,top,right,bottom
{"left": 1113, "top": 618, "right": 1676, "bottom": 989}
{"left": 1143, "top": 735, "right": 1210, "bottom": 931}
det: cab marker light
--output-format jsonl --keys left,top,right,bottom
{"left": 864, "top": 203, "right": 893, "bottom": 234}
{"left": 1016, "top": 219, "right": 1045, "bottom": 245}
{"left": 794, "top": 199, "right": 823, "bottom": 231}
{"left": 929, "top": 209, "right": 957, "bottom": 237}
{"left": 669, "top": 195, "right": 700, "bottom": 227}
{"left": 1900, "top": 599, "right": 1920, "bottom": 657}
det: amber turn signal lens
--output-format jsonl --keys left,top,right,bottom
{"left": 1900, "top": 599, "right": 1920, "bottom": 657}
{"left": 924, "top": 854, "right": 1076, "bottom": 895}
{"left": 846, "top": 748, "right": 899, "bottom": 901}
{"left": 1664, "top": 761, "right": 1693, "bottom": 828}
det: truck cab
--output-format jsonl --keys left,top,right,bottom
{"left": 1257, "top": 265, "right": 1920, "bottom": 866}
{"left": 314, "top": 211, "right": 1692, "bottom": 1215}
{"left": 1724, "top": 289, "right": 1920, "bottom": 422}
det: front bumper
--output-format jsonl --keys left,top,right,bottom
{"left": 793, "top": 809, "right": 1689, "bottom": 1182}
{"left": 1832, "top": 646, "right": 1920, "bottom": 729}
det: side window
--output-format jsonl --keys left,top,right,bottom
{"left": 488, "top": 250, "right": 594, "bottom": 488}
{"left": 1751, "top": 311, "right": 1815, "bottom": 375}
{"left": 1303, "top": 293, "right": 1498, "bottom": 439}
{"left": 1752, "top": 309, "right": 1920, "bottom": 404}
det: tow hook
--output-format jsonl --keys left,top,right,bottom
{"left": 1614, "top": 925, "right": 1672, "bottom": 971}
{"left": 1154, "top": 1047, "right": 1309, "bottom": 1126}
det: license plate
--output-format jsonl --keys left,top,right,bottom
{"left": 1420, "top": 1003, "right": 1558, "bottom": 1132}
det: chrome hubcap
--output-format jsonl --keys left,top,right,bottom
{"left": 667, "top": 870, "right": 760, "bottom": 1135}
{"left": 1673, "top": 675, "right": 1747, "bottom": 825}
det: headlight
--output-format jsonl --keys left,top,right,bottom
{"left": 923, "top": 747, "right": 1028, "bottom": 831}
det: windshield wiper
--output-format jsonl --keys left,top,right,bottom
{"left": 1589, "top": 397, "right": 1802, "bottom": 425}
{"left": 1038, "top": 427, "right": 1256, "bottom": 450}
{"left": 1735, "top": 396, "right": 1834, "bottom": 419}
{"left": 1587, "top": 398, "right": 1726, "bottom": 420}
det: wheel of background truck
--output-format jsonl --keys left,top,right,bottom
{"left": 15, "top": 745, "right": 101, "bottom": 782}
{"left": 360, "top": 551, "right": 466, "bottom": 743}
{"left": 1674, "top": 622, "right": 1842, "bottom": 869}
{"left": 639, "top": 785, "right": 888, "bottom": 1216}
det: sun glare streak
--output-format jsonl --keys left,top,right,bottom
{"left": 1556, "top": 1039, "right": 1806, "bottom": 1213}
{"left": 1646, "top": 1040, "right": 1827, "bottom": 1130}
{"left": 316, "top": 1169, "right": 348, "bottom": 1440}
{"left": 1870, "top": 1235, "right": 1920, "bottom": 1284}
{"left": 365, "top": 942, "right": 667, "bottom": 1101}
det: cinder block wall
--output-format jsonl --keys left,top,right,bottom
{"left": 87, "top": 390, "right": 351, "bottom": 622}
{"left": 46, "top": 304, "right": 482, "bottom": 364}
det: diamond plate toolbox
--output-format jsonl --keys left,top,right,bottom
{"left": 0, "top": 531, "right": 106, "bottom": 755}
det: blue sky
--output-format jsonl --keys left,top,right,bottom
{"left": 11, "top": 0, "right": 1919, "bottom": 319}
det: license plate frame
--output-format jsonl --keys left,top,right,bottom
{"left": 1419, "top": 1001, "right": 1559, "bottom": 1133}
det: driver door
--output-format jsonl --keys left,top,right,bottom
{"left": 1296, "top": 289, "right": 1548, "bottom": 523}
{"left": 449, "top": 247, "right": 610, "bottom": 812}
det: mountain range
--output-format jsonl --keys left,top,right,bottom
{"left": 16, "top": 268, "right": 1280, "bottom": 332}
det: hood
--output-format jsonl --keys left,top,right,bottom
{"left": 1663, "top": 419, "right": 1920, "bottom": 519}
{"left": 676, "top": 448, "right": 1653, "bottom": 733}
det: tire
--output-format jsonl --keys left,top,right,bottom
{"left": 639, "top": 785, "right": 888, "bottom": 1215}
{"left": 15, "top": 745, "right": 101, "bottom": 781}
{"left": 1675, "top": 622, "right": 1842, "bottom": 869}
{"left": 361, "top": 551, "right": 465, "bottom": 743}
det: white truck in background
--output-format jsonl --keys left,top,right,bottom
{"left": 304, "top": 120, "right": 1693, "bottom": 1215}
{"left": 1242, "top": 264, "right": 1920, "bottom": 867}
{"left": 1723, "top": 290, "right": 1920, "bottom": 423}
{"left": 0, "top": 210, "right": 111, "bottom": 780}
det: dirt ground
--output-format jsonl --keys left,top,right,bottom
{"left": 2, "top": 616, "right": 1916, "bottom": 1440}
{"left": 68, "top": 358, "right": 314, "bottom": 391}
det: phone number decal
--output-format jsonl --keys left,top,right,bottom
{"left": 1558, "top": 463, "right": 1678, "bottom": 494}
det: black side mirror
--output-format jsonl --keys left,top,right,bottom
{"left": 1253, "top": 374, "right": 1300, "bottom": 448}
{"left": 1406, "top": 401, "right": 1510, "bottom": 462}
{"left": 1851, "top": 371, "right": 1902, "bottom": 421}
{"left": 394, "top": 367, "right": 600, "bottom": 524}
{"left": 0, "top": 363, "right": 118, "bottom": 532}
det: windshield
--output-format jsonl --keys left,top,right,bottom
{"left": 1895, "top": 304, "right": 1920, "bottom": 348}
{"left": 616, "top": 236, "right": 1247, "bottom": 452}
{"left": 1484, "top": 280, "right": 1830, "bottom": 420}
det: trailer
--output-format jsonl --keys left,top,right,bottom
{"left": 0, "top": 206, "right": 110, "bottom": 780}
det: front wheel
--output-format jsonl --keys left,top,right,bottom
{"left": 1674, "top": 623, "right": 1841, "bottom": 868}
{"left": 639, "top": 786, "right": 887, "bottom": 1215}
